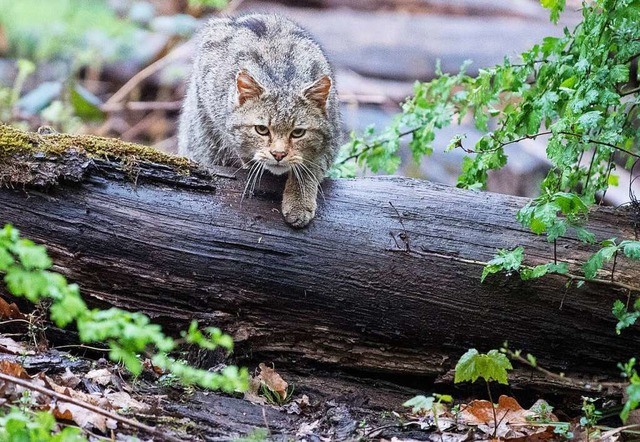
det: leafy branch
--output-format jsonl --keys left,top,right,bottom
{"left": 0, "top": 224, "right": 249, "bottom": 392}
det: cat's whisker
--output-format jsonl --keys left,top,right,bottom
{"left": 232, "top": 158, "right": 256, "bottom": 177}
{"left": 292, "top": 165, "right": 306, "bottom": 200}
{"left": 298, "top": 162, "right": 326, "bottom": 202}
{"left": 250, "top": 162, "right": 265, "bottom": 196}
{"left": 256, "top": 161, "right": 267, "bottom": 189}
{"left": 241, "top": 162, "right": 261, "bottom": 202}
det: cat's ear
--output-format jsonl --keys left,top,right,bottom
{"left": 302, "top": 75, "right": 332, "bottom": 112}
{"left": 236, "top": 70, "right": 264, "bottom": 106}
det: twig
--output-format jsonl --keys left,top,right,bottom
{"left": 261, "top": 407, "right": 272, "bottom": 437}
{"left": 101, "top": 101, "right": 183, "bottom": 112}
{"left": 54, "top": 344, "right": 109, "bottom": 352}
{"left": 223, "top": 0, "right": 246, "bottom": 14}
{"left": 104, "top": 42, "right": 193, "bottom": 107}
{"left": 389, "top": 201, "right": 410, "bottom": 252}
{"left": 0, "top": 372, "right": 180, "bottom": 442}
{"left": 600, "top": 423, "right": 640, "bottom": 439}
{"left": 505, "top": 349, "right": 626, "bottom": 389}
{"left": 336, "top": 128, "right": 419, "bottom": 165}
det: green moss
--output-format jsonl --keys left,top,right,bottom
{"left": 0, "top": 124, "right": 192, "bottom": 170}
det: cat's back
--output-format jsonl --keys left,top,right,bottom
{"left": 195, "top": 13, "right": 333, "bottom": 92}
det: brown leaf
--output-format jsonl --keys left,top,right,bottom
{"left": 460, "top": 395, "right": 557, "bottom": 440}
{"left": 58, "top": 368, "right": 82, "bottom": 389}
{"left": 84, "top": 368, "right": 113, "bottom": 386}
{"left": 105, "top": 391, "right": 149, "bottom": 412}
{"left": 244, "top": 375, "right": 267, "bottom": 405}
{"left": 0, "top": 336, "right": 34, "bottom": 355}
{"left": 0, "top": 297, "right": 25, "bottom": 320}
{"left": 257, "top": 363, "right": 288, "bottom": 401}
{"left": 0, "top": 360, "right": 30, "bottom": 379}
{"left": 45, "top": 376, "right": 117, "bottom": 432}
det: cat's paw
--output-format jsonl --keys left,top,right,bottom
{"left": 282, "top": 202, "right": 316, "bottom": 228}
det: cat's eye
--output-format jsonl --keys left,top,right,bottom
{"left": 254, "top": 125, "right": 270, "bottom": 136}
{"left": 290, "top": 128, "right": 306, "bottom": 139}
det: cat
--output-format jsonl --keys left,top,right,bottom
{"left": 178, "top": 13, "right": 342, "bottom": 228}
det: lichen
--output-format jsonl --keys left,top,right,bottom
{"left": 0, "top": 124, "right": 192, "bottom": 171}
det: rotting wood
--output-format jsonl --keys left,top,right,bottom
{"left": 1, "top": 125, "right": 639, "bottom": 385}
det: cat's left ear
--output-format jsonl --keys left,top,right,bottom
{"left": 302, "top": 75, "right": 332, "bottom": 112}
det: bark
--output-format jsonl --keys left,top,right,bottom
{"left": 1, "top": 125, "right": 639, "bottom": 383}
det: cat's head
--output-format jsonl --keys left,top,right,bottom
{"left": 226, "top": 69, "right": 333, "bottom": 176}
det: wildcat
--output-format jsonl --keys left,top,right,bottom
{"left": 178, "top": 13, "right": 342, "bottom": 228}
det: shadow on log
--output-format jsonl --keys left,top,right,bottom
{"left": 1, "top": 125, "right": 639, "bottom": 386}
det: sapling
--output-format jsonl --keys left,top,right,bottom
{"left": 454, "top": 349, "right": 513, "bottom": 438}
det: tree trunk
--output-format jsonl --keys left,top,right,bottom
{"left": 1, "top": 125, "right": 639, "bottom": 383}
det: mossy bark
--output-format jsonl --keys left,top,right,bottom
{"left": 0, "top": 124, "right": 219, "bottom": 188}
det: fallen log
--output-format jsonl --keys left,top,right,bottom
{"left": 1, "top": 125, "right": 639, "bottom": 384}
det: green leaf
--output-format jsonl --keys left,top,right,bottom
{"left": 0, "top": 248, "right": 15, "bottom": 271}
{"left": 403, "top": 395, "right": 435, "bottom": 414}
{"left": 622, "top": 376, "right": 640, "bottom": 422}
{"left": 577, "top": 111, "right": 603, "bottom": 130}
{"left": 540, "top": 0, "right": 566, "bottom": 23}
{"left": 12, "top": 240, "right": 52, "bottom": 270}
{"left": 481, "top": 247, "right": 524, "bottom": 282}
{"left": 613, "top": 299, "right": 640, "bottom": 334}
{"left": 583, "top": 245, "right": 618, "bottom": 279}
{"left": 575, "top": 227, "right": 596, "bottom": 244}
{"left": 454, "top": 349, "right": 513, "bottom": 385}
{"left": 621, "top": 241, "right": 640, "bottom": 260}
{"left": 69, "top": 84, "right": 105, "bottom": 122}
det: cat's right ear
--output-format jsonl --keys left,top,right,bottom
{"left": 236, "top": 70, "right": 264, "bottom": 106}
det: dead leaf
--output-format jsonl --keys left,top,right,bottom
{"left": 296, "top": 419, "right": 320, "bottom": 438}
{"left": 85, "top": 368, "right": 113, "bottom": 386}
{"left": 53, "top": 401, "right": 116, "bottom": 433}
{"left": 256, "top": 362, "right": 288, "bottom": 401}
{"left": 283, "top": 394, "right": 310, "bottom": 415}
{"left": 58, "top": 368, "right": 81, "bottom": 389}
{"left": 0, "top": 297, "right": 25, "bottom": 320}
{"left": 0, "top": 360, "right": 30, "bottom": 379}
{"left": 45, "top": 376, "right": 117, "bottom": 432}
{"left": 105, "top": 391, "right": 149, "bottom": 412}
{"left": 460, "top": 395, "right": 557, "bottom": 440}
{"left": 244, "top": 376, "right": 267, "bottom": 405}
{"left": 0, "top": 336, "right": 34, "bottom": 355}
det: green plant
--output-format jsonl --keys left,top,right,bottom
{"left": 336, "top": 0, "right": 640, "bottom": 422}
{"left": 231, "top": 428, "right": 270, "bottom": 442}
{"left": 403, "top": 393, "right": 453, "bottom": 432}
{"left": 580, "top": 397, "right": 602, "bottom": 439}
{"left": 454, "top": 349, "right": 513, "bottom": 437}
{"left": 0, "top": 0, "right": 138, "bottom": 66}
{"left": 335, "top": 0, "right": 640, "bottom": 289}
{"left": 188, "top": 0, "right": 229, "bottom": 8}
{"left": 0, "top": 408, "right": 86, "bottom": 442}
{"left": 260, "top": 382, "right": 294, "bottom": 406}
{"left": 0, "top": 59, "right": 35, "bottom": 125}
{"left": 0, "top": 224, "right": 249, "bottom": 392}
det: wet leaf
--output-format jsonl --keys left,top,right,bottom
{"left": 69, "top": 83, "right": 105, "bottom": 122}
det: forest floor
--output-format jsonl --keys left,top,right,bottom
{"left": 0, "top": 325, "right": 622, "bottom": 442}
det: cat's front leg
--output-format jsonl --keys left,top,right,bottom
{"left": 282, "top": 172, "right": 319, "bottom": 228}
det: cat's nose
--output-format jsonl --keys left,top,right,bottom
{"left": 271, "top": 151, "right": 287, "bottom": 162}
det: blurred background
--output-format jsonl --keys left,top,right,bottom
{"left": 0, "top": 0, "right": 594, "bottom": 198}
